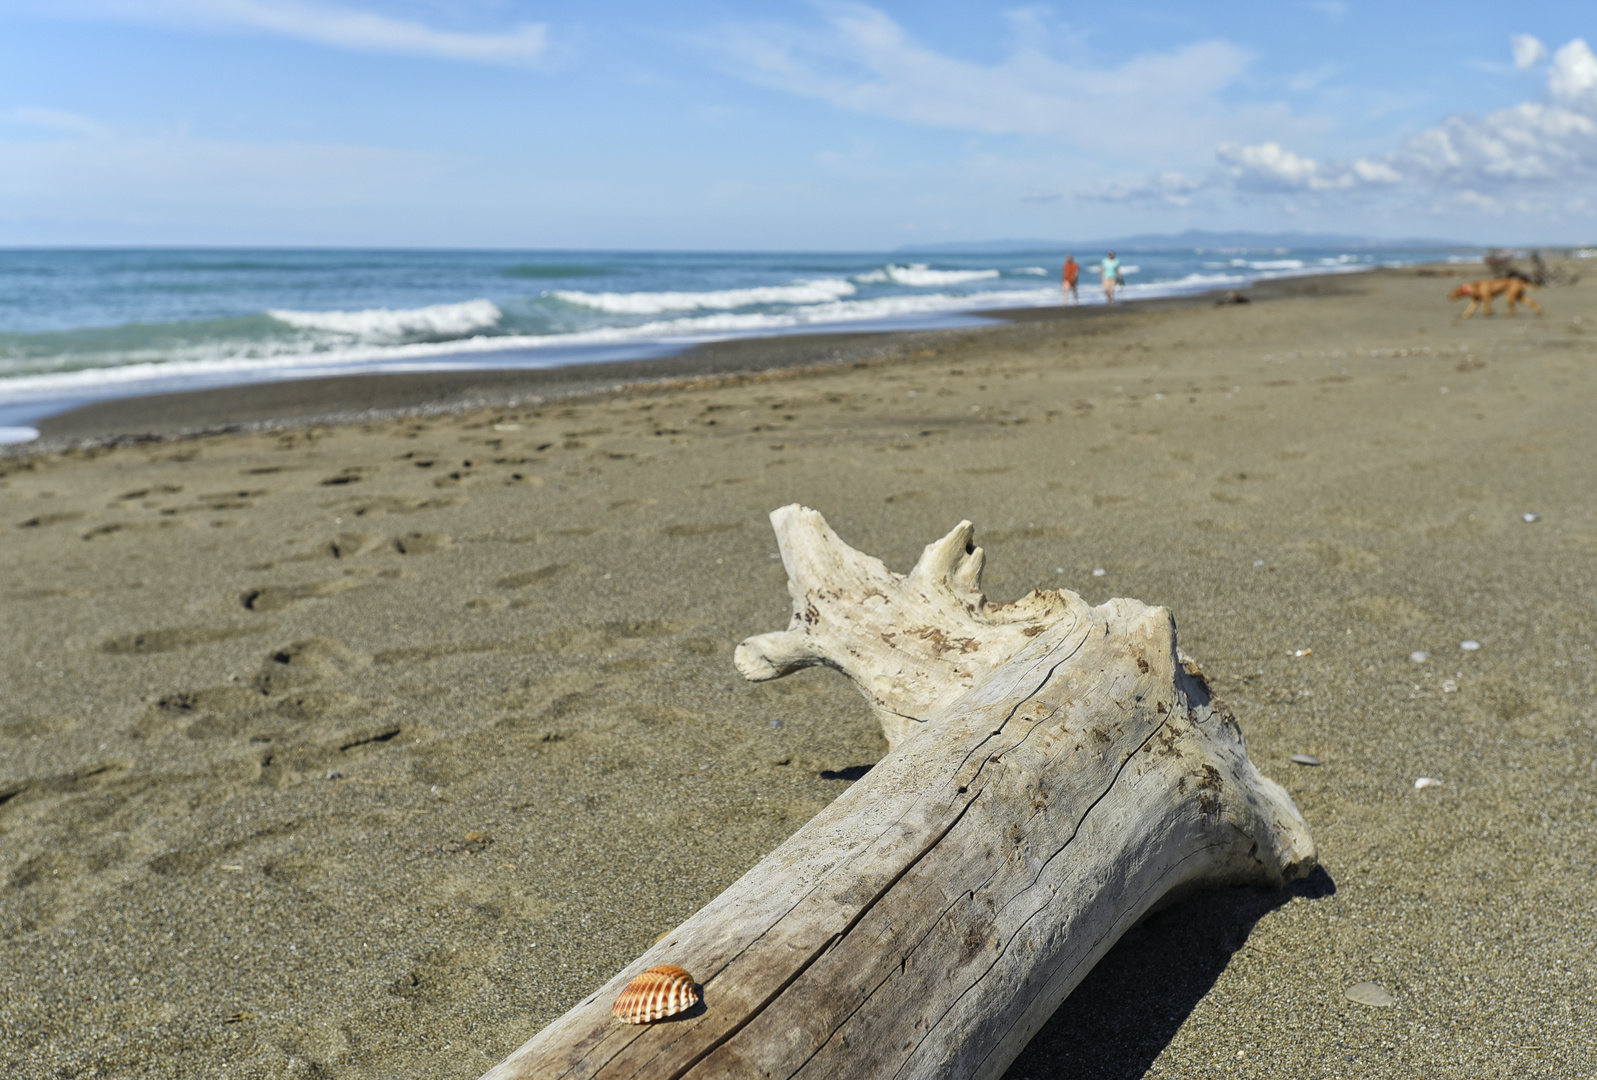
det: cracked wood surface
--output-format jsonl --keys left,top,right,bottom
{"left": 481, "top": 508, "right": 1316, "bottom": 1080}
{"left": 735, "top": 505, "right": 1079, "bottom": 749}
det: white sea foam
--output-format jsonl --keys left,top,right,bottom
{"left": 1016, "top": 267, "right": 1048, "bottom": 275}
{"left": 267, "top": 298, "right": 502, "bottom": 339}
{"left": 0, "top": 287, "right": 1055, "bottom": 402}
{"left": 1113, "top": 271, "right": 1246, "bottom": 298}
{"left": 551, "top": 279, "right": 856, "bottom": 314}
{"left": 882, "top": 264, "right": 1001, "bottom": 287}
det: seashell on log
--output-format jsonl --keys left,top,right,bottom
{"left": 612, "top": 964, "right": 699, "bottom": 1024}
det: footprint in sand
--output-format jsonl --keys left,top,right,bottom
{"left": 331, "top": 494, "right": 459, "bottom": 517}
{"left": 241, "top": 579, "right": 366, "bottom": 612}
{"left": 326, "top": 532, "right": 379, "bottom": 559}
{"left": 319, "top": 467, "right": 368, "bottom": 486}
{"left": 116, "top": 484, "right": 183, "bottom": 500}
{"left": 253, "top": 638, "right": 367, "bottom": 692}
{"left": 133, "top": 686, "right": 265, "bottom": 739}
{"left": 392, "top": 532, "right": 451, "bottom": 555}
{"left": 101, "top": 625, "right": 266, "bottom": 655}
{"left": 136, "top": 639, "right": 378, "bottom": 750}
{"left": 18, "top": 511, "right": 86, "bottom": 528}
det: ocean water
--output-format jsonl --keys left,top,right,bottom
{"left": 0, "top": 246, "right": 1467, "bottom": 441}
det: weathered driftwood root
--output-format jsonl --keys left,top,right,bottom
{"left": 734, "top": 506, "right": 1077, "bottom": 749}
{"left": 482, "top": 506, "right": 1316, "bottom": 1080}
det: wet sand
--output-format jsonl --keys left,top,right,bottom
{"left": 3, "top": 265, "right": 1595, "bottom": 1078}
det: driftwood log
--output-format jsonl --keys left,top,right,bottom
{"left": 483, "top": 506, "right": 1316, "bottom": 1080}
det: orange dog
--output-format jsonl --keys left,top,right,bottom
{"left": 1449, "top": 278, "right": 1543, "bottom": 317}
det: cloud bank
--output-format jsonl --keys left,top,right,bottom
{"left": 711, "top": 11, "right": 1597, "bottom": 224}
{"left": 1210, "top": 38, "right": 1597, "bottom": 210}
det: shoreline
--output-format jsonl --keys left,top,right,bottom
{"left": 19, "top": 270, "right": 1368, "bottom": 450}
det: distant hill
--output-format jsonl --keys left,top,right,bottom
{"left": 898, "top": 230, "right": 1472, "bottom": 254}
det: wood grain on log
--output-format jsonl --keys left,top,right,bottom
{"left": 482, "top": 507, "right": 1316, "bottom": 1080}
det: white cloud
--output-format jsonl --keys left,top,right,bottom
{"left": 1186, "top": 36, "right": 1597, "bottom": 212}
{"left": 1214, "top": 141, "right": 1397, "bottom": 192}
{"left": 1548, "top": 37, "right": 1597, "bottom": 108}
{"left": 1350, "top": 158, "right": 1401, "bottom": 184}
{"left": 704, "top": 3, "right": 1256, "bottom": 159}
{"left": 1511, "top": 34, "right": 1547, "bottom": 72}
{"left": 1394, "top": 39, "right": 1597, "bottom": 188}
{"left": 93, "top": 0, "right": 548, "bottom": 64}
{"left": 1218, "top": 141, "right": 1321, "bottom": 189}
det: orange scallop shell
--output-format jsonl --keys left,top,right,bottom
{"left": 612, "top": 964, "right": 699, "bottom": 1024}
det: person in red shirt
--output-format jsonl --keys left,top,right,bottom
{"left": 1062, "top": 255, "right": 1080, "bottom": 305}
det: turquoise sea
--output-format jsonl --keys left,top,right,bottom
{"left": 0, "top": 245, "right": 1472, "bottom": 441}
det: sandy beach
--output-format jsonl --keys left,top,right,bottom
{"left": 4, "top": 265, "right": 1595, "bottom": 1078}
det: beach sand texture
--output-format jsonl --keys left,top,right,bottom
{"left": 3, "top": 267, "right": 1595, "bottom": 1078}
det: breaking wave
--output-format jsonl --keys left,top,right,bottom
{"left": 854, "top": 264, "right": 1003, "bottom": 287}
{"left": 267, "top": 299, "right": 502, "bottom": 340}
{"left": 551, "top": 279, "right": 857, "bottom": 314}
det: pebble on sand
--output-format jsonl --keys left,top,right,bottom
{"left": 1344, "top": 982, "right": 1397, "bottom": 1007}
{"left": 1290, "top": 754, "right": 1322, "bottom": 766}
{"left": 1415, "top": 777, "right": 1443, "bottom": 789}
{"left": 1410, "top": 650, "right": 1429, "bottom": 663}
{"left": 1460, "top": 639, "right": 1481, "bottom": 651}
{"left": 1092, "top": 568, "right": 1107, "bottom": 577}
{"left": 1523, "top": 512, "right": 1542, "bottom": 523}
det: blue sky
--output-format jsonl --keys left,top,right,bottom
{"left": 1, "top": 1, "right": 1593, "bottom": 248}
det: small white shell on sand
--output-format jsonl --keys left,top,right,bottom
{"left": 1344, "top": 981, "right": 1396, "bottom": 1007}
{"left": 1414, "top": 777, "right": 1442, "bottom": 789}
{"left": 1290, "top": 754, "right": 1322, "bottom": 766}
{"left": 1092, "top": 568, "right": 1107, "bottom": 577}
{"left": 1460, "top": 640, "right": 1481, "bottom": 651}
{"left": 1293, "top": 648, "right": 1313, "bottom": 657}
{"left": 1523, "top": 512, "right": 1542, "bottom": 523}
{"left": 1410, "top": 650, "right": 1429, "bottom": 663}
{"left": 1441, "top": 679, "right": 1458, "bottom": 693}
{"left": 1254, "top": 559, "right": 1265, "bottom": 567}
